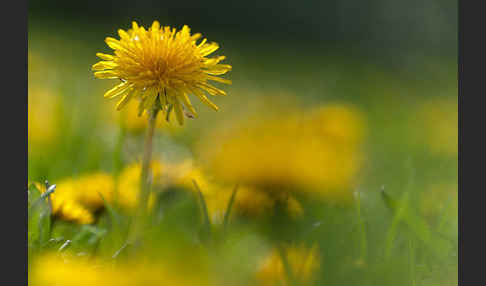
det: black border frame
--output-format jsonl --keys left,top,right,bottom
{"left": 4, "top": 0, "right": 28, "bottom": 285}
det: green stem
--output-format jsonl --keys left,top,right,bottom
{"left": 128, "top": 108, "right": 159, "bottom": 244}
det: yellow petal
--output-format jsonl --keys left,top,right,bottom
{"left": 151, "top": 21, "right": 160, "bottom": 31}
{"left": 203, "top": 64, "right": 232, "bottom": 75}
{"left": 132, "top": 21, "right": 139, "bottom": 31}
{"left": 179, "top": 93, "right": 198, "bottom": 118}
{"left": 190, "top": 88, "right": 219, "bottom": 111}
{"left": 116, "top": 89, "right": 134, "bottom": 110}
{"left": 96, "top": 53, "right": 114, "bottom": 60}
{"left": 191, "top": 33, "right": 202, "bottom": 42}
{"left": 103, "top": 81, "right": 130, "bottom": 99}
{"left": 139, "top": 90, "right": 157, "bottom": 114}
{"left": 198, "top": 82, "right": 228, "bottom": 96}
{"left": 92, "top": 61, "right": 117, "bottom": 71}
{"left": 105, "top": 37, "right": 122, "bottom": 50}
{"left": 94, "top": 70, "right": 118, "bottom": 79}
{"left": 174, "top": 99, "right": 184, "bottom": 125}
{"left": 197, "top": 38, "right": 207, "bottom": 48}
{"left": 204, "top": 56, "right": 226, "bottom": 66}
{"left": 206, "top": 75, "right": 232, "bottom": 85}
{"left": 118, "top": 29, "right": 130, "bottom": 40}
{"left": 199, "top": 42, "right": 219, "bottom": 56}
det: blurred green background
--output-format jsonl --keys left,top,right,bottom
{"left": 28, "top": 1, "right": 457, "bottom": 285}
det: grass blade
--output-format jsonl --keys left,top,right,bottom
{"left": 277, "top": 244, "right": 297, "bottom": 286}
{"left": 223, "top": 184, "right": 239, "bottom": 232}
{"left": 383, "top": 189, "right": 409, "bottom": 259}
{"left": 98, "top": 192, "right": 121, "bottom": 227}
{"left": 29, "top": 184, "right": 56, "bottom": 213}
{"left": 355, "top": 191, "right": 367, "bottom": 262}
{"left": 192, "top": 180, "right": 211, "bottom": 237}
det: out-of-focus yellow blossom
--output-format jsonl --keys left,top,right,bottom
{"left": 34, "top": 182, "right": 94, "bottom": 224}
{"left": 256, "top": 244, "right": 321, "bottom": 286}
{"left": 176, "top": 167, "right": 303, "bottom": 223}
{"left": 30, "top": 253, "right": 210, "bottom": 286}
{"left": 33, "top": 173, "right": 114, "bottom": 224}
{"left": 412, "top": 97, "right": 457, "bottom": 156}
{"left": 199, "top": 104, "right": 367, "bottom": 204}
{"left": 420, "top": 182, "right": 458, "bottom": 219}
{"left": 116, "top": 161, "right": 163, "bottom": 211}
{"left": 28, "top": 88, "right": 63, "bottom": 146}
{"left": 56, "top": 173, "right": 115, "bottom": 210}
{"left": 92, "top": 21, "right": 231, "bottom": 125}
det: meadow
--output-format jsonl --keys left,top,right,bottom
{"left": 28, "top": 17, "right": 457, "bottom": 286}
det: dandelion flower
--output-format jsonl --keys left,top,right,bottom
{"left": 93, "top": 21, "right": 232, "bottom": 125}
{"left": 256, "top": 243, "right": 321, "bottom": 286}
{"left": 199, "top": 104, "right": 367, "bottom": 203}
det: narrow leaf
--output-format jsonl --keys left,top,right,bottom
{"left": 223, "top": 184, "right": 239, "bottom": 232}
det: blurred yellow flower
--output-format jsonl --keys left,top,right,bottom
{"left": 176, "top": 166, "right": 303, "bottom": 223}
{"left": 34, "top": 182, "right": 95, "bottom": 224}
{"left": 412, "top": 97, "right": 457, "bottom": 156}
{"left": 256, "top": 244, "right": 321, "bottom": 286}
{"left": 28, "top": 88, "right": 63, "bottom": 146}
{"left": 33, "top": 164, "right": 169, "bottom": 223}
{"left": 56, "top": 173, "right": 115, "bottom": 210}
{"left": 116, "top": 161, "right": 163, "bottom": 211}
{"left": 93, "top": 21, "right": 232, "bottom": 125}
{"left": 199, "top": 104, "right": 367, "bottom": 204}
{"left": 33, "top": 173, "right": 114, "bottom": 224}
{"left": 30, "top": 253, "right": 209, "bottom": 286}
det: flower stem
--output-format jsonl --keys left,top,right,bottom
{"left": 128, "top": 108, "right": 159, "bottom": 244}
{"left": 139, "top": 109, "right": 158, "bottom": 211}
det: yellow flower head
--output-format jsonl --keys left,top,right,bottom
{"left": 199, "top": 104, "right": 367, "bottom": 204}
{"left": 93, "top": 21, "right": 232, "bottom": 125}
{"left": 256, "top": 244, "right": 321, "bottom": 286}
